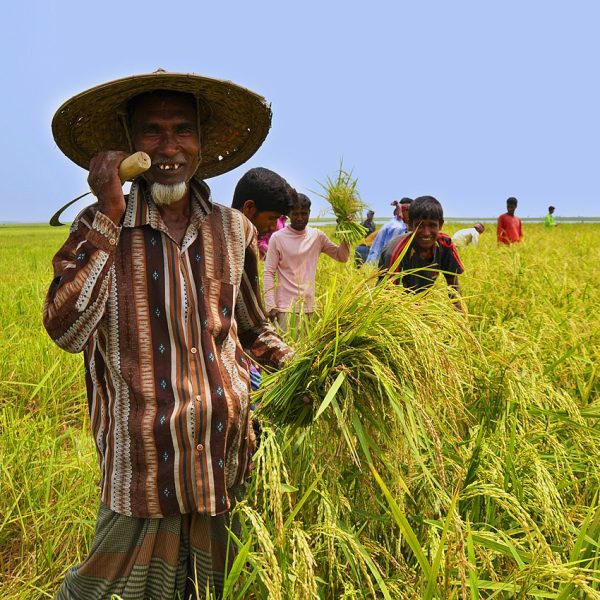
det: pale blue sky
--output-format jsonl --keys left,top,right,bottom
{"left": 2, "top": 0, "right": 599, "bottom": 223}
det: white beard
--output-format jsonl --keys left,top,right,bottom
{"left": 151, "top": 182, "right": 187, "bottom": 206}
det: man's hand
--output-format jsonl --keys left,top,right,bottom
{"left": 266, "top": 308, "right": 278, "bottom": 322}
{"left": 88, "top": 151, "right": 130, "bottom": 225}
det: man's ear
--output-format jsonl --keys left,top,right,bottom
{"left": 242, "top": 199, "right": 257, "bottom": 219}
{"left": 439, "top": 219, "right": 444, "bottom": 228}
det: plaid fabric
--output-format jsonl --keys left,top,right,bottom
{"left": 55, "top": 499, "right": 242, "bottom": 600}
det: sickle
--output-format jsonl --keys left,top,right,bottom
{"left": 49, "top": 152, "right": 151, "bottom": 226}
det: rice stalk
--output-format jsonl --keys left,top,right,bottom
{"left": 314, "top": 162, "right": 368, "bottom": 244}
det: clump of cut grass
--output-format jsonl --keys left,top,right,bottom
{"left": 315, "top": 162, "right": 368, "bottom": 244}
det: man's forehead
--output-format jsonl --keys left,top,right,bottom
{"left": 129, "top": 91, "right": 197, "bottom": 119}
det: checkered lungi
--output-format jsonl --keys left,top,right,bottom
{"left": 55, "top": 502, "right": 240, "bottom": 600}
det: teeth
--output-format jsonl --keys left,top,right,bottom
{"left": 158, "top": 163, "right": 181, "bottom": 171}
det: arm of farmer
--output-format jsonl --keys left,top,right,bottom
{"left": 318, "top": 230, "right": 350, "bottom": 262}
{"left": 262, "top": 237, "right": 280, "bottom": 320}
{"left": 235, "top": 219, "right": 293, "bottom": 368}
{"left": 43, "top": 151, "right": 128, "bottom": 352}
{"left": 365, "top": 225, "right": 389, "bottom": 264}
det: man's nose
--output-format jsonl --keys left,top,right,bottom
{"left": 158, "top": 132, "right": 179, "bottom": 155}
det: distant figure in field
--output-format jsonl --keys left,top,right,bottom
{"left": 366, "top": 197, "right": 412, "bottom": 264}
{"left": 544, "top": 205, "right": 558, "bottom": 228}
{"left": 263, "top": 193, "right": 350, "bottom": 333}
{"left": 452, "top": 223, "right": 485, "bottom": 248}
{"left": 361, "top": 209, "right": 376, "bottom": 235}
{"left": 379, "top": 196, "right": 464, "bottom": 310}
{"left": 354, "top": 229, "right": 379, "bottom": 266}
{"left": 497, "top": 197, "right": 523, "bottom": 244}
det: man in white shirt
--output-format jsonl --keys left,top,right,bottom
{"left": 452, "top": 223, "right": 485, "bottom": 248}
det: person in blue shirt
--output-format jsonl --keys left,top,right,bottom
{"left": 366, "top": 197, "right": 412, "bottom": 264}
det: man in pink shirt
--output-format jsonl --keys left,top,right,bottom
{"left": 263, "top": 193, "right": 350, "bottom": 333}
{"left": 497, "top": 197, "right": 523, "bottom": 244}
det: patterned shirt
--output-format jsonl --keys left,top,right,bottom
{"left": 43, "top": 178, "right": 292, "bottom": 518}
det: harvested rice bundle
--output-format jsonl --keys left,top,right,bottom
{"left": 317, "top": 163, "right": 368, "bottom": 244}
{"left": 256, "top": 268, "right": 476, "bottom": 438}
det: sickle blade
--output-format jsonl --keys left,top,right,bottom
{"left": 49, "top": 191, "right": 92, "bottom": 226}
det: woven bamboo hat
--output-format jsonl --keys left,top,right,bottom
{"left": 51, "top": 69, "right": 272, "bottom": 179}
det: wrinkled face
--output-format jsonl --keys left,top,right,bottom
{"left": 507, "top": 202, "right": 517, "bottom": 216}
{"left": 289, "top": 204, "right": 310, "bottom": 231}
{"left": 411, "top": 218, "right": 442, "bottom": 252}
{"left": 131, "top": 94, "right": 201, "bottom": 187}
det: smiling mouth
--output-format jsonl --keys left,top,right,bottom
{"left": 156, "top": 163, "right": 183, "bottom": 171}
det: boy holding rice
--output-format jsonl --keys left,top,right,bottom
{"left": 263, "top": 193, "right": 350, "bottom": 333}
{"left": 379, "top": 195, "right": 465, "bottom": 309}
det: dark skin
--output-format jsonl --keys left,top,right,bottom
{"left": 241, "top": 200, "right": 281, "bottom": 235}
{"left": 88, "top": 94, "right": 201, "bottom": 246}
{"left": 408, "top": 217, "right": 464, "bottom": 312}
{"left": 507, "top": 202, "right": 517, "bottom": 216}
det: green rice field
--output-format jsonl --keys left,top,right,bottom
{"left": 1, "top": 222, "right": 599, "bottom": 598}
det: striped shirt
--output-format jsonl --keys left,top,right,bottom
{"left": 43, "top": 178, "right": 292, "bottom": 518}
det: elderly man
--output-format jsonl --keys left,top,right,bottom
{"left": 44, "top": 71, "right": 293, "bottom": 599}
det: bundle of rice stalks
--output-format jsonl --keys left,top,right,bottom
{"left": 316, "top": 162, "right": 368, "bottom": 244}
{"left": 255, "top": 268, "right": 479, "bottom": 458}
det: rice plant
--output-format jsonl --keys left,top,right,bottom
{"left": 1, "top": 223, "right": 599, "bottom": 598}
{"left": 315, "top": 162, "right": 368, "bottom": 244}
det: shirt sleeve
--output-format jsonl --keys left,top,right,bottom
{"left": 318, "top": 230, "right": 350, "bottom": 262}
{"left": 43, "top": 206, "right": 122, "bottom": 353}
{"left": 235, "top": 224, "right": 293, "bottom": 369}
{"left": 366, "top": 223, "right": 390, "bottom": 264}
{"left": 471, "top": 230, "right": 479, "bottom": 247}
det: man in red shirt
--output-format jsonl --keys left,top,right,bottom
{"left": 497, "top": 197, "right": 523, "bottom": 244}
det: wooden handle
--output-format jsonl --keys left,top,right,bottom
{"left": 118, "top": 151, "right": 151, "bottom": 182}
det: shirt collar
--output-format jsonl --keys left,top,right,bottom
{"left": 122, "top": 177, "right": 213, "bottom": 230}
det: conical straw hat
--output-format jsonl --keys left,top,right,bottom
{"left": 52, "top": 69, "right": 272, "bottom": 179}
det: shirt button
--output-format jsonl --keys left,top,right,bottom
{"left": 108, "top": 238, "right": 116, "bottom": 245}
{"left": 196, "top": 443, "right": 204, "bottom": 452}
{"left": 191, "top": 347, "right": 197, "bottom": 354}
{"left": 196, "top": 395, "right": 201, "bottom": 401}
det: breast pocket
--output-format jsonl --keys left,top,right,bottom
{"left": 199, "top": 275, "right": 238, "bottom": 344}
